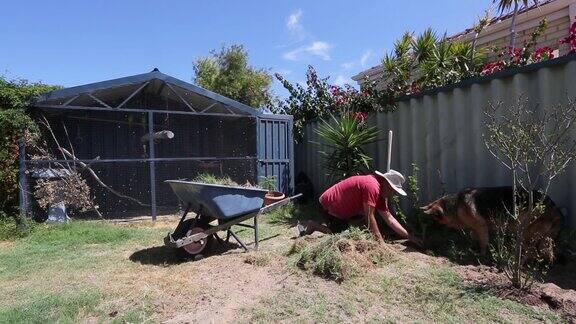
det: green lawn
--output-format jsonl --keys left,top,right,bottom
{"left": 0, "top": 211, "right": 565, "bottom": 323}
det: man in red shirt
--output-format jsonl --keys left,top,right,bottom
{"left": 300, "top": 170, "right": 421, "bottom": 245}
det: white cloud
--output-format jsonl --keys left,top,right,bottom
{"left": 341, "top": 61, "right": 355, "bottom": 70}
{"left": 339, "top": 50, "right": 374, "bottom": 73}
{"left": 275, "top": 69, "right": 292, "bottom": 76}
{"left": 333, "top": 75, "right": 353, "bottom": 86}
{"left": 283, "top": 41, "right": 332, "bottom": 61}
{"left": 360, "top": 49, "right": 374, "bottom": 67}
{"left": 286, "top": 9, "right": 303, "bottom": 36}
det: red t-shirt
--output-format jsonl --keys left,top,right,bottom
{"left": 319, "top": 175, "right": 389, "bottom": 220}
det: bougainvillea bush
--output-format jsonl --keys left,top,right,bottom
{"left": 560, "top": 18, "right": 576, "bottom": 54}
{"left": 274, "top": 66, "right": 389, "bottom": 140}
{"left": 480, "top": 19, "right": 555, "bottom": 75}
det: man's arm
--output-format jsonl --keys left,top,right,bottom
{"left": 378, "top": 209, "right": 422, "bottom": 246}
{"left": 363, "top": 203, "right": 384, "bottom": 242}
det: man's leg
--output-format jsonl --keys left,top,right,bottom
{"left": 301, "top": 209, "right": 347, "bottom": 236}
{"left": 305, "top": 220, "right": 332, "bottom": 235}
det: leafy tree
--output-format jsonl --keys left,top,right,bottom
{"left": 0, "top": 77, "right": 58, "bottom": 225}
{"left": 193, "top": 44, "right": 274, "bottom": 109}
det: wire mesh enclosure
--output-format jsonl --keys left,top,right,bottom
{"left": 20, "top": 70, "right": 293, "bottom": 220}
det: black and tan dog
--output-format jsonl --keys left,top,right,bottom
{"left": 421, "top": 187, "right": 563, "bottom": 258}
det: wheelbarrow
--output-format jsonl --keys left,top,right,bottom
{"left": 164, "top": 180, "right": 301, "bottom": 257}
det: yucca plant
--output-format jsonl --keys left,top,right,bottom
{"left": 315, "top": 113, "right": 379, "bottom": 181}
{"left": 412, "top": 28, "right": 437, "bottom": 64}
{"left": 451, "top": 41, "right": 485, "bottom": 75}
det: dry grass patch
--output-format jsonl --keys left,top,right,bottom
{"left": 289, "top": 228, "right": 397, "bottom": 282}
{"left": 244, "top": 252, "right": 272, "bottom": 266}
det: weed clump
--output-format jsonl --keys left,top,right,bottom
{"left": 290, "top": 228, "right": 396, "bottom": 282}
{"left": 244, "top": 252, "right": 271, "bottom": 266}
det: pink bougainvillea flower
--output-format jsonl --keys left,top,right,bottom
{"left": 560, "top": 20, "right": 576, "bottom": 53}
{"left": 350, "top": 111, "right": 368, "bottom": 123}
{"left": 481, "top": 61, "right": 505, "bottom": 76}
{"left": 533, "top": 47, "right": 555, "bottom": 61}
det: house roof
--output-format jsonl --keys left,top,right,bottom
{"left": 34, "top": 69, "right": 263, "bottom": 116}
{"left": 352, "top": 0, "right": 574, "bottom": 82}
{"left": 449, "top": 0, "right": 556, "bottom": 40}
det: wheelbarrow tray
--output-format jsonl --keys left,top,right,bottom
{"left": 166, "top": 180, "right": 269, "bottom": 220}
{"left": 164, "top": 179, "right": 301, "bottom": 254}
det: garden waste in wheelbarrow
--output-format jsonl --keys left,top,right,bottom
{"left": 164, "top": 180, "right": 301, "bottom": 257}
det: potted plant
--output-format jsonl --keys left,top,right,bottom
{"left": 260, "top": 176, "right": 285, "bottom": 206}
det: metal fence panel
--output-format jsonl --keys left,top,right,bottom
{"left": 257, "top": 116, "right": 294, "bottom": 193}
{"left": 296, "top": 57, "right": 576, "bottom": 227}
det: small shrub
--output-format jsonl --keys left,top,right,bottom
{"left": 289, "top": 228, "right": 396, "bottom": 282}
{"left": 259, "top": 176, "right": 277, "bottom": 191}
{"left": 0, "top": 216, "right": 36, "bottom": 240}
{"left": 392, "top": 164, "right": 434, "bottom": 242}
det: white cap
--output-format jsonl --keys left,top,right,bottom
{"left": 375, "top": 169, "right": 407, "bottom": 196}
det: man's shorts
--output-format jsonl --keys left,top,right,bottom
{"left": 320, "top": 208, "right": 363, "bottom": 233}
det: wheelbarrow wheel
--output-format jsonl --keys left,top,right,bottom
{"left": 182, "top": 226, "right": 213, "bottom": 256}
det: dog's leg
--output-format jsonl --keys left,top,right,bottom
{"left": 470, "top": 230, "right": 478, "bottom": 242}
{"left": 458, "top": 204, "right": 490, "bottom": 255}
{"left": 477, "top": 225, "right": 490, "bottom": 255}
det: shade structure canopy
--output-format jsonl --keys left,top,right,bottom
{"left": 34, "top": 68, "right": 263, "bottom": 116}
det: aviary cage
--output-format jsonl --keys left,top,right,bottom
{"left": 21, "top": 69, "right": 294, "bottom": 219}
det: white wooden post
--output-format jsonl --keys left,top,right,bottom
{"left": 387, "top": 130, "right": 393, "bottom": 172}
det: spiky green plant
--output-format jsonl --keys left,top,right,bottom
{"left": 394, "top": 32, "right": 413, "bottom": 58}
{"left": 412, "top": 28, "right": 438, "bottom": 64}
{"left": 315, "top": 114, "right": 379, "bottom": 181}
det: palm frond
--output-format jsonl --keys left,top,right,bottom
{"left": 493, "top": 0, "right": 538, "bottom": 13}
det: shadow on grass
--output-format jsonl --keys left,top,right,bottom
{"left": 129, "top": 240, "right": 241, "bottom": 266}
{"left": 267, "top": 202, "right": 324, "bottom": 227}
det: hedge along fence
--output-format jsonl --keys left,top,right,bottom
{"left": 295, "top": 54, "right": 576, "bottom": 228}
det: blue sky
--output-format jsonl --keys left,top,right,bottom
{"left": 1, "top": 1, "right": 493, "bottom": 99}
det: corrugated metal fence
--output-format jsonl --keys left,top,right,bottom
{"left": 295, "top": 55, "right": 576, "bottom": 227}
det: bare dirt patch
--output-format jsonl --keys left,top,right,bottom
{"left": 374, "top": 240, "right": 576, "bottom": 322}
{"left": 456, "top": 263, "right": 576, "bottom": 321}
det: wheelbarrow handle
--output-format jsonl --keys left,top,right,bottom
{"left": 259, "top": 193, "right": 303, "bottom": 214}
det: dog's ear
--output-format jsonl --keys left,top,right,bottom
{"left": 420, "top": 204, "right": 433, "bottom": 215}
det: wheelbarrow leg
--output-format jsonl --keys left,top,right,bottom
{"left": 228, "top": 229, "right": 249, "bottom": 252}
{"left": 213, "top": 232, "right": 224, "bottom": 244}
{"left": 254, "top": 214, "right": 259, "bottom": 251}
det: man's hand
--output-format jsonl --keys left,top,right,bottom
{"left": 364, "top": 203, "right": 385, "bottom": 242}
